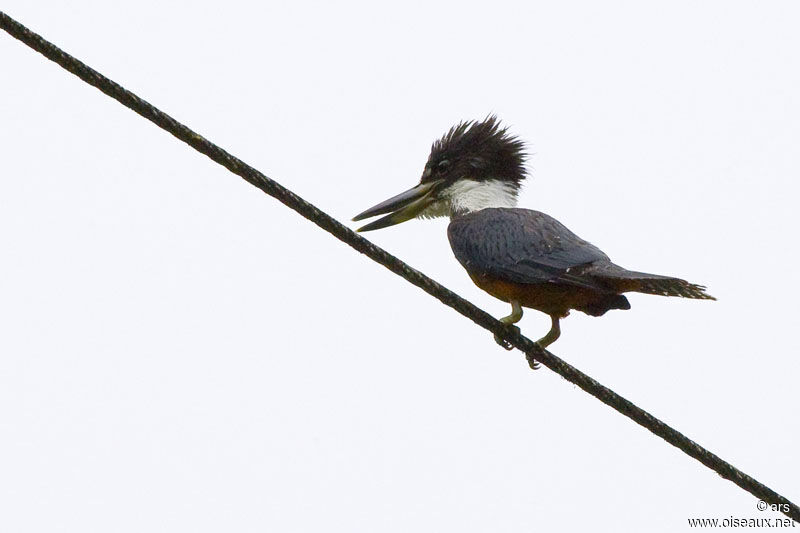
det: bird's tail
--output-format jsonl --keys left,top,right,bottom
{"left": 598, "top": 267, "right": 716, "bottom": 300}
{"left": 632, "top": 276, "right": 715, "bottom": 300}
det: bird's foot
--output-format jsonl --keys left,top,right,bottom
{"left": 525, "top": 353, "right": 541, "bottom": 370}
{"left": 494, "top": 325, "right": 521, "bottom": 351}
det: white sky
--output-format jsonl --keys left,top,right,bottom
{"left": 1, "top": 2, "right": 798, "bottom": 531}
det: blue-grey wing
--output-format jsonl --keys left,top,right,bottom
{"left": 447, "top": 208, "right": 612, "bottom": 291}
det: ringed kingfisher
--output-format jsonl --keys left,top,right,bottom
{"left": 352, "top": 117, "right": 715, "bottom": 350}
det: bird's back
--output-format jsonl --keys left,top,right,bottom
{"left": 447, "top": 208, "right": 713, "bottom": 317}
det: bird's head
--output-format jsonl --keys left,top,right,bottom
{"left": 353, "top": 116, "right": 527, "bottom": 231}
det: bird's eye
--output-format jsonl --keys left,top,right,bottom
{"left": 436, "top": 160, "right": 450, "bottom": 174}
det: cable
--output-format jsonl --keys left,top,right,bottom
{"left": 2, "top": 11, "right": 797, "bottom": 523}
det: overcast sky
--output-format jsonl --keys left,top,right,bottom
{"left": 2, "top": 2, "right": 799, "bottom": 531}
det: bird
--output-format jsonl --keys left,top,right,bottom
{"left": 352, "top": 117, "right": 714, "bottom": 351}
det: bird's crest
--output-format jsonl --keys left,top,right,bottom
{"left": 425, "top": 116, "right": 527, "bottom": 187}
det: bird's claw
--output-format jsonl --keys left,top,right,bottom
{"left": 494, "top": 335, "right": 513, "bottom": 350}
{"left": 526, "top": 353, "right": 541, "bottom": 370}
{"left": 494, "top": 325, "right": 521, "bottom": 351}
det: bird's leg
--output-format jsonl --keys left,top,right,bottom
{"left": 524, "top": 315, "right": 560, "bottom": 370}
{"left": 536, "top": 315, "right": 561, "bottom": 349}
{"left": 494, "top": 300, "right": 523, "bottom": 350}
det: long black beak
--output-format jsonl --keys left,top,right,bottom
{"left": 352, "top": 180, "right": 442, "bottom": 232}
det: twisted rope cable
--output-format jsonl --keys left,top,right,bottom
{"left": 2, "top": 11, "right": 796, "bottom": 522}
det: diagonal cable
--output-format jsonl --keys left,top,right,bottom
{"left": 1, "top": 11, "right": 797, "bottom": 523}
